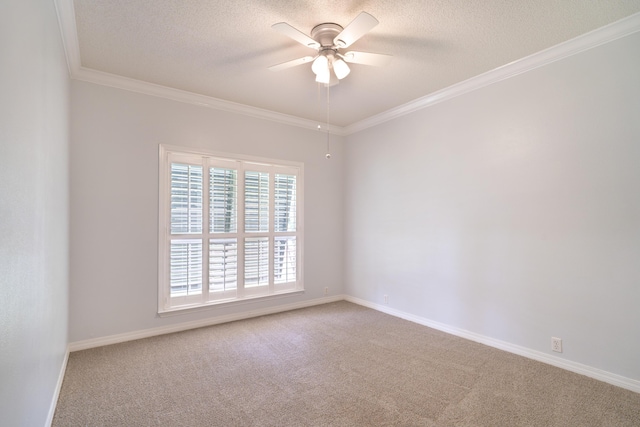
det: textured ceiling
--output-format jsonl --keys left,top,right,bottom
{"left": 72, "top": 0, "right": 640, "bottom": 127}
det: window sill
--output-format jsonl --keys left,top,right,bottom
{"left": 157, "top": 289, "right": 305, "bottom": 317}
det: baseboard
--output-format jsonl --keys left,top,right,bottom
{"left": 46, "top": 347, "right": 69, "bottom": 427}
{"left": 68, "top": 295, "right": 344, "bottom": 352}
{"left": 66, "top": 294, "right": 640, "bottom": 394}
{"left": 344, "top": 296, "right": 640, "bottom": 394}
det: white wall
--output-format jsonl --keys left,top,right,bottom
{"left": 345, "top": 31, "right": 640, "bottom": 381}
{"left": 0, "top": 0, "right": 70, "bottom": 425}
{"left": 69, "top": 81, "right": 344, "bottom": 342}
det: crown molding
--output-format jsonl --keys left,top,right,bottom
{"left": 55, "top": 0, "right": 639, "bottom": 137}
{"left": 53, "top": 0, "right": 346, "bottom": 136}
{"left": 54, "top": 0, "right": 81, "bottom": 76}
{"left": 344, "top": 11, "right": 640, "bottom": 135}
{"left": 71, "top": 66, "right": 346, "bottom": 135}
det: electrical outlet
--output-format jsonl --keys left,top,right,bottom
{"left": 384, "top": 295, "right": 388, "bottom": 304}
{"left": 324, "top": 287, "right": 328, "bottom": 295}
{"left": 552, "top": 337, "right": 562, "bottom": 353}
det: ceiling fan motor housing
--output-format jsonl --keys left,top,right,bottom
{"left": 310, "top": 23, "right": 344, "bottom": 48}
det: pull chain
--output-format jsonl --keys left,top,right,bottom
{"left": 325, "top": 85, "right": 331, "bottom": 159}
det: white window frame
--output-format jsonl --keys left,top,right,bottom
{"left": 158, "top": 144, "right": 304, "bottom": 314}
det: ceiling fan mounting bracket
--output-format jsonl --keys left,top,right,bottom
{"left": 310, "top": 23, "right": 343, "bottom": 47}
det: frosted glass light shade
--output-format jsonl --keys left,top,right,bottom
{"left": 311, "top": 55, "right": 329, "bottom": 75}
{"left": 333, "top": 59, "right": 350, "bottom": 79}
{"left": 315, "top": 68, "right": 330, "bottom": 84}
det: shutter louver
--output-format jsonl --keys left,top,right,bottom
{"left": 244, "top": 237, "right": 269, "bottom": 287}
{"left": 210, "top": 167, "right": 237, "bottom": 233}
{"left": 170, "top": 240, "right": 202, "bottom": 296}
{"left": 170, "top": 163, "right": 203, "bottom": 234}
{"left": 209, "top": 238, "right": 238, "bottom": 292}
{"left": 274, "top": 174, "right": 296, "bottom": 232}
{"left": 245, "top": 171, "right": 269, "bottom": 233}
{"left": 274, "top": 236, "right": 296, "bottom": 284}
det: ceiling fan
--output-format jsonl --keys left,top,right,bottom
{"left": 268, "top": 11, "right": 392, "bottom": 86}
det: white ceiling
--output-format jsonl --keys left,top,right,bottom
{"left": 68, "top": 0, "right": 640, "bottom": 127}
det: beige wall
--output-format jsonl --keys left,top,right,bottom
{"left": 0, "top": 0, "right": 70, "bottom": 425}
{"left": 344, "top": 31, "right": 640, "bottom": 381}
{"left": 69, "top": 81, "right": 344, "bottom": 342}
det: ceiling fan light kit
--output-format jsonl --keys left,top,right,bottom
{"left": 311, "top": 54, "right": 329, "bottom": 75}
{"left": 315, "top": 67, "right": 330, "bottom": 84}
{"left": 311, "top": 49, "right": 351, "bottom": 84}
{"left": 269, "top": 11, "right": 391, "bottom": 86}
{"left": 332, "top": 58, "right": 350, "bottom": 79}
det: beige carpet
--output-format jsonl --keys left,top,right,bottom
{"left": 53, "top": 301, "right": 640, "bottom": 426}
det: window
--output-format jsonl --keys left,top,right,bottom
{"left": 158, "top": 145, "right": 303, "bottom": 313}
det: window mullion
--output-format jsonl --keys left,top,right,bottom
{"left": 237, "top": 162, "right": 246, "bottom": 297}
{"left": 268, "top": 172, "right": 275, "bottom": 293}
{"left": 202, "top": 158, "right": 211, "bottom": 303}
{"left": 159, "top": 151, "right": 171, "bottom": 310}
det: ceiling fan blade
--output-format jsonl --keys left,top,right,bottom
{"left": 333, "top": 12, "right": 379, "bottom": 48}
{"left": 268, "top": 56, "right": 316, "bottom": 72}
{"left": 272, "top": 23, "right": 320, "bottom": 49}
{"left": 342, "top": 51, "right": 392, "bottom": 66}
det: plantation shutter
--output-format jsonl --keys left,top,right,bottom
{"left": 244, "top": 170, "right": 269, "bottom": 233}
{"left": 159, "top": 146, "right": 303, "bottom": 313}
{"left": 208, "top": 163, "right": 238, "bottom": 300}
{"left": 274, "top": 173, "right": 297, "bottom": 286}
{"left": 168, "top": 161, "right": 204, "bottom": 303}
{"left": 210, "top": 167, "right": 237, "bottom": 233}
{"left": 170, "top": 163, "right": 203, "bottom": 234}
